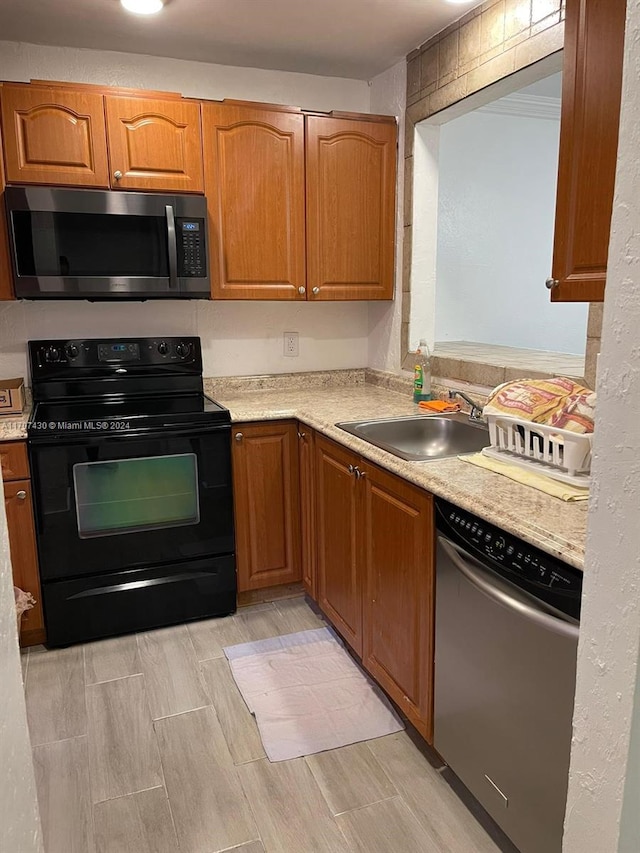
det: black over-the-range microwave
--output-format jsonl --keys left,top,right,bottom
{"left": 4, "top": 185, "right": 210, "bottom": 299}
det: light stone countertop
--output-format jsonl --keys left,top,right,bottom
{"left": 213, "top": 383, "right": 588, "bottom": 570}
{"left": 0, "top": 407, "right": 31, "bottom": 441}
{"left": 0, "top": 377, "right": 588, "bottom": 569}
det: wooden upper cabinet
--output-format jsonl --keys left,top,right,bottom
{"left": 362, "top": 464, "right": 434, "bottom": 741}
{"left": 550, "top": 0, "right": 626, "bottom": 302}
{"left": 203, "top": 102, "right": 306, "bottom": 299}
{"left": 105, "top": 96, "right": 204, "bottom": 192}
{"left": 315, "top": 435, "right": 363, "bottom": 654}
{"left": 1, "top": 83, "right": 109, "bottom": 187}
{"left": 0, "top": 99, "right": 14, "bottom": 301}
{"left": 232, "top": 421, "right": 302, "bottom": 592}
{"left": 306, "top": 115, "right": 396, "bottom": 301}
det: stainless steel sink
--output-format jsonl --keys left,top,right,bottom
{"left": 336, "top": 414, "right": 490, "bottom": 461}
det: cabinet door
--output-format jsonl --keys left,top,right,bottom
{"left": 0, "top": 96, "right": 13, "bottom": 300}
{"left": 203, "top": 103, "right": 306, "bottom": 299}
{"left": 297, "top": 426, "right": 316, "bottom": 599}
{"left": 306, "top": 116, "right": 396, "bottom": 301}
{"left": 1, "top": 83, "right": 109, "bottom": 187}
{"left": 4, "top": 479, "right": 46, "bottom": 647}
{"left": 232, "top": 421, "right": 301, "bottom": 592}
{"left": 362, "top": 463, "right": 434, "bottom": 741}
{"left": 315, "top": 435, "right": 362, "bottom": 654}
{"left": 105, "top": 96, "right": 204, "bottom": 192}
{"left": 550, "top": 0, "right": 626, "bottom": 302}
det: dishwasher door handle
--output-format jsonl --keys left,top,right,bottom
{"left": 438, "top": 536, "right": 579, "bottom": 640}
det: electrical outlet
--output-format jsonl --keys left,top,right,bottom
{"left": 283, "top": 331, "right": 299, "bottom": 357}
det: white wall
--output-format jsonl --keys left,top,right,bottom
{"left": 368, "top": 59, "right": 406, "bottom": 372}
{"left": 0, "top": 41, "right": 372, "bottom": 379}
{"left": 0, "top": 492, "right": 43, "bottom": 852}
{"left": 434, "top": 108, "right": 588, "bottom": 353}
{"left": 563, "top": 1, "right": 640, "bottom": 850}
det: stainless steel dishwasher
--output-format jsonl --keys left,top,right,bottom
{"left": 434, "top": 498, "right": 582, "bottom": 853}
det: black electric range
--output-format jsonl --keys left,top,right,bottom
{"left": 27, "top": 336, "right": 237, "bottom": 646}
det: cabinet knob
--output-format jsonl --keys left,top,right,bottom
{"left": 235, "top": 432, "right": 243, "bottom": 442}
{"left": 312, "top": 287, "right": 320, "bottom": 295}
{"left": 298, "top": 286, "right": 306, "bottom": 295}
{"left": 16, "top": 490, "right": 26, "bottom": 500}
{"left": 297, "top": 431, "right": 306, "bottom": 439}
{"left": 545, "top": 277, "right": 559, "bottom": 290}
{"left": 113, "top": 170, "right": 123, "bottom": 181}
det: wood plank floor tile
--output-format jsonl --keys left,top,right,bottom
{"left": 237, "top": 757, "right": 351, "bottom": 853}
{"left": 93, "top": 786, "right": 179, "bottom": 853}
{"left": 85, "top": 634, "right": 141, "bottom": 685}
{"left": 368, "top": 733, "right": 502, "bottom": 852}
{"left": 26, "top": 646, "right": 86, "bottom": 746}
{"left": 219, "top": 844, "right": 265, "bottom": 853}
{"left": 306, "top": 742, "right": 397, "bottom": 815}
{"left": 87, "top": 674, "right": 163, "bottom": 803}
{"left": 200, "top": 657, "right": 265, "bottom": 764}
{"left": 274, "top": 597, "right": 325, "bottom": 633}
{"left": 155, "top": 706, "right": 258, "bottom": 853}
{"left": 188, "top": 613, "right": 250, "bottom": 661}
{"left": 137, "top": 625, "right": 210, "bottom": 719}
{"left": 236, "top": 603, "right": 288, "bottom": 643}
{"left": 32, "top": 736, "right": 93, "bottom": 853}
{"left": 336, "top": 797, "right": 440, "bottom": 853}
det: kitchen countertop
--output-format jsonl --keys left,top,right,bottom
{"left": 0, "top": 408, "right": 31, "bottom": 441}
{"left": 0, "top": 379, "right": 588, "bottom": 569}
{"left": 213, "top": 383, "right": 588, "bottom": 570}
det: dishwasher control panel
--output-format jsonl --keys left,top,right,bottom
{"left": 435, "top": 498, "right": 582, "bottom": 620}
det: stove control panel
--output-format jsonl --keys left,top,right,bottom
{"left": 30, "top": 337, "right": 203, "bottom": 373}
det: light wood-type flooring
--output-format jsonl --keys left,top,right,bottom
{"left": 22, "top": 597, "right": 515, "bottom": 853}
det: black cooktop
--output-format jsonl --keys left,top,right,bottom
{"left": 28, "top": 336, "right": 230, "bottom": 441}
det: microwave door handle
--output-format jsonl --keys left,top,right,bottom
{"left": 166, "top": 205, "right": 178, "bottom": 289}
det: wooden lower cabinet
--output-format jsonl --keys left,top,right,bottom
{"left": 361, "top": 463, "right": 434, "bottom": 740}
{"left": 297, "top": 426, "right": 317, "bottom": 598}
{"left": 232, "top": 421, "right": 302, "bottom": 592}
{"left": 315, "top": 435, "right": 363, "bottom": 654}
{"left": 313, "top": 434, "right": 434, "bottom": 739}
{"left": 3, "top": 476, "right": 45, "bottom": 647}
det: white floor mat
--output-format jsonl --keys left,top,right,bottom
{"left": 224, "top": 627, "right": 404, "bottom": 762}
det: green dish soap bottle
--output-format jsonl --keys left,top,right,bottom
{"left": 413, "top": 339, "right": 432, "bottom": 403}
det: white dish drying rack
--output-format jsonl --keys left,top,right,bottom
{"left": 482, "top": 414, "right": 592, "bottom": 488}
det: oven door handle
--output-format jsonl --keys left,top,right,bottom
{"left": 166, "top": 204, "right": 179, "bottom": 290}
{"left": 438, "top": 536, "right": 579, "bottom": 640}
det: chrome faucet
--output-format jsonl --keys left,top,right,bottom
{"left": 448, "top": 389, "right": 485, "bottom": 423}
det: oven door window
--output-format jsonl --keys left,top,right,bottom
{"left": 73, "top": 453, "right": 199, "bottom": 538}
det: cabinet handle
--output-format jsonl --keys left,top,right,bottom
{"left": 355, "top": 467, "right": 366, "bottom": 480}
{"left": 348, "top": 464, "right": 355, "bottom": 474}
{"left": 545, "top": 278, "right": 559, "bottom": 290}
{"left": 298, "top": 286, "right": 306, "bottom": 295}
{"left": 235, "top": 432, "right": 243, "bottom": 442}
{"left": 297, "top": 431, "right": 306, "bottom": 439}
{"left": 114, "top": 170, "right": 123, "bottom": 181}
{"left": 16, "top": 490, "right": 27, "bottom": 500}
{"left": 312, "top": 287, "right": 320, "bottom": 295}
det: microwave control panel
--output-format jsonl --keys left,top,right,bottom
{"left": 177, "top": 219, "right": 206, "bottom": 277}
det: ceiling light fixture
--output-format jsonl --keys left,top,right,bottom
{"left": 445, "top": 0, "right": 475, "bottom": 4}
{"left": 120, "top": 0, "right": 164, "bottom": 15}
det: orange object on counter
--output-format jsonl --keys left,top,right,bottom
{"left": 418, "top": 399, "right": 460, "bottom": 413}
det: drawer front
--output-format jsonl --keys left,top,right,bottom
{"left": 0, "top": 441, "right": 29, "bottom": 481}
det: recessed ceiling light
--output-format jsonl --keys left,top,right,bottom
{"left": 445, "top": 0, "right": 475, "bottom": 4}
{"left": 120, "top": 0, "right": 164, "bottom": 15}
